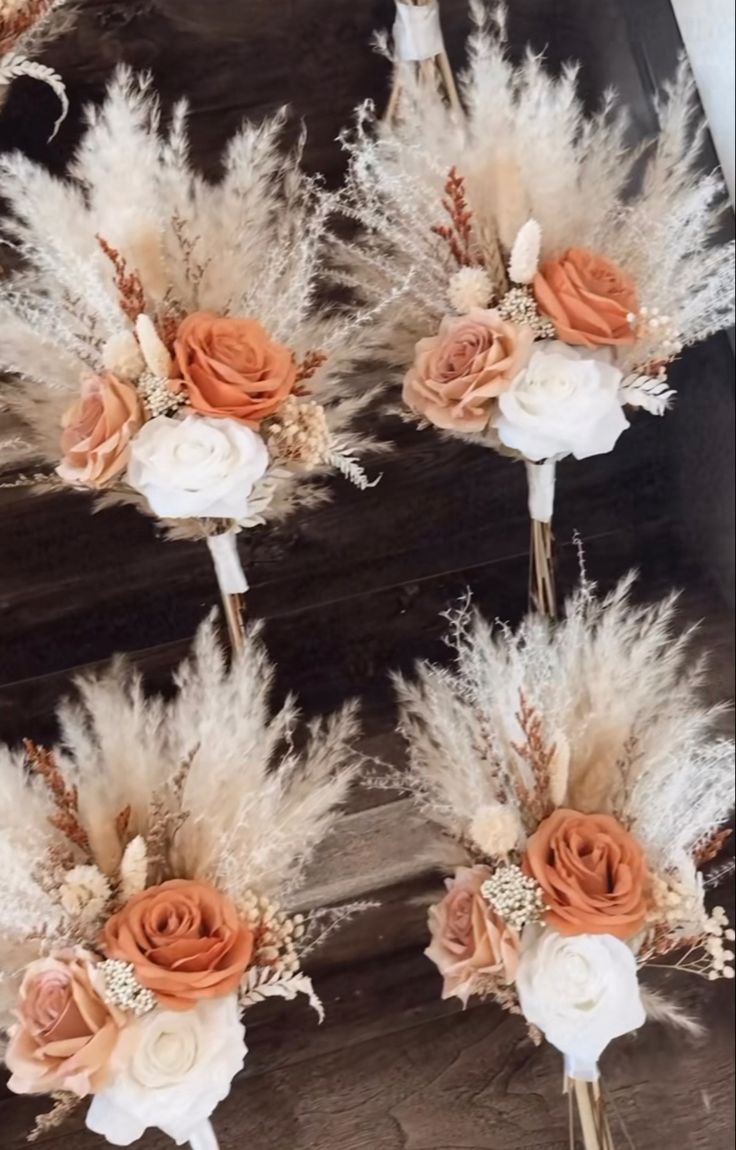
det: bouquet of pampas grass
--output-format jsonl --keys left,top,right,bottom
{"left": 0, "top": 616, "right": 362, "bottom": 1149}
{"left": 0, "top": 0, "right": 73, "bottom": 135}
{"left": 395, "top": 574, "right": 735, "bottom": 1148}
{"left": 0, "top": 68, "right": 393, "bottom": 649}
{"left": 338, "top": 0, "right": 736, "bottom": 615}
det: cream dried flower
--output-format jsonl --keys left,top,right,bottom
{"left": 59, "top": 865, "right": 112, "bottom": 922}
{"left": 469, "top": 803, "right": 523, "bottom": 857}
{"left": 266, "top": 397, "right": 331, "bottom": 469}
{"left": 102, "top": 331, "right": 145, "bottom": 381}
{"left": 447, "top": 267, "right": 494, "bottom": 314}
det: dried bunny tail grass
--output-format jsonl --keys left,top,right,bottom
{"left": 49, "top": 614, "right": 359, "bottom": 901}
{"left": 395, "top": 575, "right": 735, "bottom": 869}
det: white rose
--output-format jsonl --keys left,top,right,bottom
{"left": 127, "top": 414, "right": 269, "bottom": 519}
{"left": 85, "top": 995, "right": 246, "bottom": 1147}
{"left": 494, "top": 342, "right": 629, "bottom": 462}
{"left": 516, "top": 928, "right": 645, "bottom": 1080}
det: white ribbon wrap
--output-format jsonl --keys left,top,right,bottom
{"left": 207, "top": 532, "right": 248, "bottom": 594}
{"left": 393, "top": 0, "right": 445, "bottom": 61}
{"left": 525, "top": 459, "right": 556, "bottom": 524}
{"left": 189, "top": 1120, "right": 220, "bottom": 1150}
{"left": 564, "top": 1054, "right": 600, "bottom": 1084}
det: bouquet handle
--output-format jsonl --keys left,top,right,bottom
{"left": 188, "top": 1120, "right": 220, "bottom": 1150}
{"left": 568, "top": 1077, "right": 615, "bottom": 1150}
{"left": 207, "top": 532, "right": 247, "bottom": 653}
{"left": 525, "top": 460, "right": 557, "bottom": 618}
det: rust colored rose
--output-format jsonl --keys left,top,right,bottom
{"left": 426, "top": 865, "right": 520, "bottom": 1005}
{"left": 173, "top": 312, "right": 296, "bottom": 425}
{"left": 102, "top": 879, "right": 254, "bottom": 1011}
{"left": 523, "top": 809, "right": 649, "bottom": 940}
{"left": 533, "top": 248, "right": 638, "bottom": 347}
{"left": 57, "top": 373, "right": 143, "bottom": 488}
{"left": 403, "top": 309, "right": 534, "bottom": 432}
{"left": 6, "top": 949, "right": 124, "bottom": 1097}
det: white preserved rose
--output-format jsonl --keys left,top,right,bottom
{"left": 85, "top": 995, "right": 246, "bottom": 1146}
{"left": 127, "top": 414, "right": 269, "bottom": 519}
{"left": 494, "top": 342, "right": 629, "bottom": 462}
{"left": 516, "top": 928, "right": 645, "bottom": 1080}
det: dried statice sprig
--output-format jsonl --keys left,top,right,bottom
{"left": 395, "top": 575, "right": 734, "bottom": 882}
{"left": 0, "top": 616, "right": 359, "bottom": 1028}
{"left": 0, "top": 68, "right": 389, "bottom": 530}
{"left": 337, "top": 2, "right": 735, "bottom": 386}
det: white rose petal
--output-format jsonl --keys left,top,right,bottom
{"left": 517, "top": 927, "right": 645, "bottom": 1080}
{"left": 85, "top": 995, "right": 246, "bottom": 1147}
{"left": 127, "top": 414, "right": 269, "bottom": 520}
{"left": 494, "top": 342, "right": 629, "bottom": 462}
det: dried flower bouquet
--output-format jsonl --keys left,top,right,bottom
{"left": 0, "top": 616, "right": 362, "bottom": 1148}
{"left": 0, "top": 68, "right": 386, "bottom": 650}
{"left": 339, "top": 1, "right": 736, "bottom": 615}
{"left": 0, "top": 0, "right": 71, "bottom": 135}
{"left": 395, "top": 576, "right": 735, "bottom": 1148}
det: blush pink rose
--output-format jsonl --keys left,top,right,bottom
{"left": 403, "top": 310, "right": 534, "bottom": 432}
{"left": 57, "top": 373, "right": 143, "bottom": 488}
{"left": 426, "top": 865, "right": 520, "bottom": 1005}
{"left": 6, "top": 949, "right": 125, "bottom": 1097}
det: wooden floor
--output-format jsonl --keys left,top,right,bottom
{"left": 1, "top": 1, "right": 735, "bottom": 1147}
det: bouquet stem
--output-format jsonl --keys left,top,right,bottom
{"left": 207, "top": 532, "right": 248, "bottom": 654}
{"left": 568, "top": 1078, "right": 615, "bottom": 1150}
{"left": 525, "top": 460, "right": 557, "bottom": 618}
{"left": 188, "top": 1120, "right": 220, "bottom": 1150}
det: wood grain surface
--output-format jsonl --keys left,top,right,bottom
{"left": 0, "top": 0, "right": 734, "bottom": 1147}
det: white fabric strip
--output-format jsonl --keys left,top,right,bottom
{"left": 188, "top": 1120, "right": 220, "bottom": 1150}
{"left": 393, "top": 0, "right": 445, "bottom": 61}
{"left": 564, "top": 1054, "right": 600, "bottom": 1083}
{"left": 207, "top": 532, "right": 249, "bottom": 594}
{"left": 525, "top": 459, "right": 556, "bottom": 524}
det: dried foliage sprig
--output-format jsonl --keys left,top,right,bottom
{"left": 23, "top": 740, "right": 90, "bottom": 856}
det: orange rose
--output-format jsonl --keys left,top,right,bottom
{"left": 523, "top": 809, "right": 649, "bottom": 940}
{"left": 403, "top": 309, "right": 534, "bottom": 432}
{"left": 102, "top": 879, "right": 254, "bottom": 1011}
{"left": 6, "top": 949, "right": 124, "bottom": 1097}
{"left": 426, "top": 866, "right": 520, "bottom": 1005}
{"left": 57, "top": 373, "right": 143, "bottom": 488}
{"left": 173, "top": 312, "right": 296, "bottom": 425}
{"left": 533, "top": 248, "right": 638, "bottom": 347}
